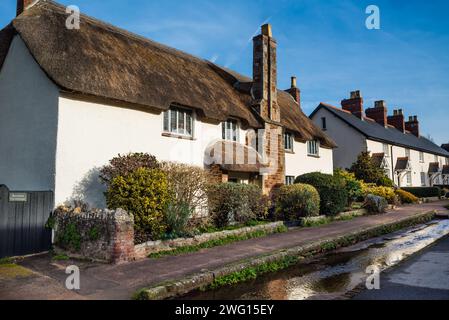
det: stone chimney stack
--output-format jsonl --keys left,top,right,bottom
{"left": 388, "top": 109, "right": 406, "bottom": 133}
{"left": 285, "top": 76, "right": 301, "bottom": 107}
{"left": 253, "top": 24, "right": 279, "bottom": 122}
{"left": 405, "top": 115, "right": 420, "bottom": 137}
{"left": 341, "top": 90, "right": 364, "bottom": 119}
{"left": 17, "top": 0, "right": 35, "bottom": 16}
{"left": 365, "top": 100, "right": 388, "bottom": 127}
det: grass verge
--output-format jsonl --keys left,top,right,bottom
{"left": 148, "top": 225, "right": 288, "bottom": 259}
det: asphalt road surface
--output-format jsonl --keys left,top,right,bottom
{"left": 353, "top": 235, "right": 449, "bottom": 300}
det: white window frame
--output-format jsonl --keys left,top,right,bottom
{"left": 406, "top": 171, "right": 412, "bottom": 186}
{"left": 163, "top": 106, "right": 194, "bottom": 137}
{"left": 284, "top": 132, "right": 294, "bottom": 152}
{"left": 420, "top": 172, "right": 426, "bottom": 186}
{"left": 405, "top": 149, "right": 411, "bottom": 158}
{"left": 285, "top": 176, "right": 295, "bottom": 185}
{"left": 435, "top": 155, "right": 439, "bottom": 163}
{"left": 222, "top": 119, "right": 239, "bottom": 142}
{"left": 307, "top": 140, "right": 320, "bottom": 157}
{"left": 383, "top": 143, "right": 390, "bottom": 157}
{"left": 419, "top": 151, "right": 424, "bottom": 163}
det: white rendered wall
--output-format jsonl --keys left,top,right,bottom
{"left": 0, "top": 36, "right": 59, "bottom": 192}
{"left": 311, "top": 108, "right": 366, "bottom": 170}
{"left": 54, "top": 95, "right": 250, "bottom": 207}
{"left": 285, "top": 141, "right": 333, "bottom": 178}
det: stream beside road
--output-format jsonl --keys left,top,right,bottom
{"left": 181, "top": 220, "right": 449, "bottom": 300}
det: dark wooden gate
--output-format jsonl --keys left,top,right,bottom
{"left": 0, "top": 185, "right": 53, "bottom": 258}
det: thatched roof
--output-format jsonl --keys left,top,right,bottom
{"left": 1, "top": 0, "right": 335, "bottom": 148}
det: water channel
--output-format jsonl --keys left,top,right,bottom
{"left": 180, "top": 220, "right": 449, "bottom": 300}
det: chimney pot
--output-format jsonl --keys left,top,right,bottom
{"left": 366, "top": 100, "right": 388, "bottom": 127}
{"left": 405, "top": 115, "right": 420, "bottom": 137}
{"left": 291, "top": 76, "right": 297, "bottom": 88}
{"left": 261, "top": 24, "right": 272, "bottom": 37}
{"left": 388, "top": 109, "right": 406, "bottom": 133}
{"left": 350, "top": 90, "right": 361, "bottom": 99}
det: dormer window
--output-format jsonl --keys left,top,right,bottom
{"left": 222, "top": 119, "right": 239, "bottom": 142}
{"left": 307, "top": 140, "right": 320, "bottom": 157}
{"left": 284, "top": 132, "right": 294, "bottom": 152}
{"left": 163, "top": 106, "right": 193, "bottom": 137}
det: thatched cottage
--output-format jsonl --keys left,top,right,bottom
{"left": 0, "top": 0, "right": 335, "bottom": 208}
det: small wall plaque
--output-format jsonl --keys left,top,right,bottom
{"left": 9, "top": 193, "right": 28, "bottom": 202}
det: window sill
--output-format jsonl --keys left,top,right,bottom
{"left": 285, "top": 150, "right": 295, "bottom": 154}
{"left": 162, "top": 132, "right": 195, "bottom": 141}
{"left": 307, "top": 154, "right": 320, "bottom": 158}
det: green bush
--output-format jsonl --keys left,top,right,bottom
{"left": 164, "top": 201, "right": 193, "bottom": 238}
{"left": 207, "top": 183, "right": 267, "bottom": 228}
{"left": 401, "top": 187, "right": 441, "bottom": 198}
{"left": 106, "top": 167, "right": 170, "bottom": 242}
{"left": 349, "top": 152, "right": 394, "bottom": 187}
{"left": 275, "top": 184, "right": 320, "bottom": 221}
{"left": 362, "top": 184, "right": 398, "bottom": 205}
{"left": 395, "top": 189, "right": 419, "bottom": 204}
{"left": 100, "top": 153, "right": 160, "bottom": 186}
{"left": 295, "top": 172, "right": 348, "bottom": 216}
{"left": 334, "top": 169, "right": 364, "bottom": 205}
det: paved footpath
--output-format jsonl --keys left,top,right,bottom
{"left": 1, "top": 201, "right": 448, "bottom": 300}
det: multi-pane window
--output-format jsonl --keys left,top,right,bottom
{"left": 421, "top": 172, "right": 426, "bottom": 186}
{"left": 163, "top": 106, "right": 193, "bottom": 137}
{"left": 284, "top": 132, "right": 293, "bottom": 152}
{"left": 405, "top": 149, "right": 410, "bottom": 158}
{"left": 321, "top": 117, "right": 327, "bottom": 130}
{"left": 406, "top": 172, "right": 412, "bottom": 186}
{"left": 419, "top": 152, "right": 424, "bottom": 162}
{"left": 307, "top": 140, "right": 319, "bottom": 156}
{"left": 285, "top": 176, "right": 295, "bottom": 185}
{"left": 435, "top": 155, "right": 439, "bottom": 163}
{"left": 222, "top": 119, "right": 239, "bottom": 142}
{"left": 383, "top": 143, "right": 390, "bottom": 157}
{"left": 446, "top": 158, "right": 449, "bottom": 165}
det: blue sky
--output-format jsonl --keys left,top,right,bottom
{"left": 1, "top": 0, "right": 448, "bottom": 145}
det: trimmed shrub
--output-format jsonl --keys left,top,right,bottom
{"left": 363, "top": 194, "right": 388, "bottom": 214}
{"left": 161, "top": 162, "right": 211, "bottom": 217}
{"left": 396, "top": 189, "right": 419, "bottom": 204}
{"left": 100, "top": 153, "right": 160, "bottom": 186}
{"left": 106, "top": 167, "right": 169, "bottom": 242}
{"left": 349, "top": 152, "right": 394, "bottom": 187}
{"left": 334, "top": 169, "right": 364, "bottom": 205}
{"left": 362, "top": 184, "right": 397, "bottom": 205}
{"left": 207, "top": 183, "right": 266, "bottom": 228}
{"left": 401, "top": 187, "right": 441, "bottom": 198}
{"left": 275, "top": 184, "right": 320, "bottom": 221}
{"left": 295, "top": 172, "right": 348, "bottom": 216}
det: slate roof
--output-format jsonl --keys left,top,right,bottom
{"left": 443, "top": 165, "right": 449, "bottom": 175}
{"left": 311, "top": 103, "right": 449, "bottom": 157}
{"left": 395, "top": 157, "right": 410, "bottom": 171}
{"left": 428, "top": 162, "right": 440, "bottom": 174}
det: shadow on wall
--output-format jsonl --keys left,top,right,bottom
{"left": 70, "top": 167, "right": 107, "bottom": 209}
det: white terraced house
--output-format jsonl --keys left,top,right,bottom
{"left": 310, "top": 91, "right": 449, "bottom": 187}
{"left": 0, "top": 1, "right": 336, "bottom": 209}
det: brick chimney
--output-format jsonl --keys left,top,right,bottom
{"left": 253, "top": 24, "right": 279, "bottom": 122}
{"left": 388, "top": 109, "right": 405, "bottom": 133}
{"left": 405, "top": 115, "right": 420, "bottom": 137}
{"left": 365, "top": 100, "right": 388, "bottom": 127}
{"left": 17, "top": 0, "right": 35, "bottom": 16}
{"left": 341, "top": 90, "right": 364, "bottom": 119}
{"left": 284, "top": 76, "right": 301, "bottom": 107}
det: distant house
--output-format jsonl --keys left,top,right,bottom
{"left": 0, "top": 1, "right": 335, "bottom": 208}
{"left": 310, "top": 91, "right": 449, "bottom": 187}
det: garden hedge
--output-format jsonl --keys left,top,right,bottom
{"left": 295, "top": 172, "right": 348, "bottom": 216}
{"left": 401, "top": 187, "right": 441, "bottom": 198}
{"left": 275, "top": 184, "right": 320, "bottom": 221}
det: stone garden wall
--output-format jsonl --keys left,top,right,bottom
{"left": 53, "top": 208, "right": 134, "bottom": 264}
